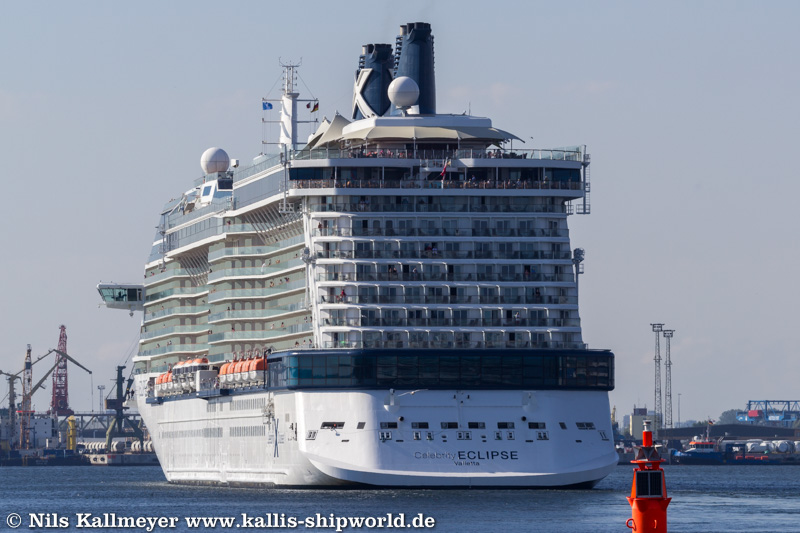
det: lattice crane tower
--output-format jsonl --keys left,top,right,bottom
{"left": 650, "top": 323, "right": 664, "bottom": 432}
{"left": 20, "top": 344, "right": 33, "bottom": 448}
{"left": 50, "top": 325, "right": 73, "bottom": 415}
{"left": 663, "top": 329, "right": 675, "bottom": 429}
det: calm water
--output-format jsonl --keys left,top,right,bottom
{"left": 1, "top": 465, "right": 799, "bottom": 532}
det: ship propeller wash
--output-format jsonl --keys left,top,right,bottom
{"left": 99, "top": 22, "right": 616, "bottom": 488}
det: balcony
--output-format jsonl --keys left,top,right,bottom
{"left": 139, "top": 343, "right": 208, "bottom": 358}
{"left": 208, "top": 323, "right": 313, "bottom": 343}
{"left": 140, "top": 324, "right": 211, "bottom": 341}
{"left": 208, "top": 304, "right": 307, "bottom": 323}
{"left": 208, "top": 281, "right": 305, "bottom": 303}
{"left": 317, "top": 294, "right": 578, "bottom": 306}
{"left": 207, "top": 259, "right": 304, "bottom": 282}
{"left": 144, "top": 305, "right": 209, "bottom": 324}
{"left": 207, "top": 237, "right": 304, "bottom": 262}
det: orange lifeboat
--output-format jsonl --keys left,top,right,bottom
{"left": 220, "top": 361, "right": 233, "bottom": 387}
{"left": 233, "top": 359, "right": 247, "bottom": 384}
{"left": 250, "top": 358, "right": 267, "bottom": 383}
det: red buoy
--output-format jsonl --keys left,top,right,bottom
{"left": 626, "top": 420, "right": 671, "bottom": 532}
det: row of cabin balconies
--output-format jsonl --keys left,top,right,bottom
{"left": 208, "top": 323, "right": 313, "bottom": 343}
{"left": 318, "top": 293, "right": 577, "bottom": 306}
{"left": 308, "top": 201, "right": 567, "bottom": 215}
{"left": 331, "top": 227, "right": 568, "bottom": 239}
{"left": 316, "top": 250, "right": 573, "bottom": 261}
{"left": 144, "top": 305, "right": 209, "bottom": 324}
{"left": 207, "top": 281, "right": 304, "bottom": 303}
{"left": 207, "top": 303, "right": 308, "bottom": 323}
{"left": 207, "top": 236, "right": 304, "bottom": 263}
{"left": 315, "top": 271, "right": 575, "bottom": 284}
{"left": 320, "top": 317, "right": 581, "bottom": 329}
{"left": 318, "top": 340, "right": 588, "bottom": 350}
{"left": 291, "top": 178, "right": 583, "bottom": 194}
{"left": 289, "top": 147, "right": 583, "bottom": 163}
{"left": 207, "top": 259, "right": 304, "bottom": 282}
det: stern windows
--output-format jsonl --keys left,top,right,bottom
{"left": 576, "top": 422, "right": 596, "bottom": 430}
{"left": 441, "top": 422, "right": 459, "bottom": 430}
{"left": 320, "top": 422, "right": 345, "bottom": 430}
{"left": 559, "top": 422, "right": 567, "bottom": 430}
{"left": 528, "top": 422, "right": 546, "bottom": 429}
{"left": 411, "top": 422, "right": 429, "bottom": 429}
{"left": 468, "top": 422, "right": 486, "bottom": 429}
{"left": 380, "top": 422, "right": 398, "bottom": 429}
{"left": 497, "top": 422, "right": 516, "bottom": 429}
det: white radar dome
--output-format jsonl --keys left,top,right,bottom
{"left": 200, "top": 147, "right": 230, "bottom": 174}
{"left": 387, "top": 76, "right": 420, "bottom": 108}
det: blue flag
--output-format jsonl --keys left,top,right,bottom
{"left": 262, "top": 102, "right": 273, "bottom": 110}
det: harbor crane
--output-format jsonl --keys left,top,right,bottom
{"left": 2, "top": 345, "right": 91, "bottom": 449}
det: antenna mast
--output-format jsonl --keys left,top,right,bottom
{"left": 650, "top": 323, "right": 664, "bottom": 434}
{"left": 663, "top": 329, "right": 675, "bottom": 429}
{"left": 262, "top": 59, "right": 317, "bottom": 153}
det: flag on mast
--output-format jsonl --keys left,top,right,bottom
{"left": 311, "top": 102, "right": 319, "bottom": 113}
{"left": 440, "top": 159, "right": 450, "bottom": 178}
{"left": 262, "top": 102, "right": 273, "bottom": 110}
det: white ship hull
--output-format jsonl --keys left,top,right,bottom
{"left": 135, "top": 375, "right": 617, "bottom": 488}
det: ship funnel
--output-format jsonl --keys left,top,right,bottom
{"left": 352, "top": 43, "right": 394, "bottom": 119}
{"left": 392, "top": 22, "right": 436, "bottom": 115}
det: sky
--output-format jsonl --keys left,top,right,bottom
{"left": 0, "top": 1, "right": 798, "bottom": 424}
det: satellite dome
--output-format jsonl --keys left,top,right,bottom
{"left": 387, "top": 76, "right": 420, "bottom": 108}
{"left": 200, "top": 147, "right": 230, "bottom": 174}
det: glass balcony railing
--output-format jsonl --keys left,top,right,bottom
{"left": 320, "top": 317, "right": 580, "bottom": 329}
{"left": 208, "top": 323, "right": 312, "bottom": 343}
{"left": 318, "top": 294, "right": 577, "bottom": 306}
{"left": 309, "top": 202, "right": 567, "bottom": 214}
{"left": 139, "top": 344, "right": 208, "bottom": 358}
{"left": 143, "top": 268, "right": 194, "bottom": 286}
{"left": 208, "top": 281, "right": 305, "bottom": 302}
{"left": 144, "top": 305, "right": 209, "bottom": 323}
{"left": 144, "top": 286, "right": 209, "bottom": 303}
{"left": 315, "top": 272, "right": 575, "bottom": 283}
{"left": 140, "top": 324, "right": 211, "bottom": 341}
{"left": 207, "top": 260, "right": 305, "bottom": 282}
{"left": 289, "top": 147, "right": 583, "bottom": 162}
{"left": 293, "top": 178, "right": 582, "bottom": 193}
{"left": 319, "top": 340, "right": 588, "bottom": 350}
{"left": 207, "top": 237, "right": 304, "bottom": 262}
{"left": 208, "top": 303, "right": 308, "bottom": 323}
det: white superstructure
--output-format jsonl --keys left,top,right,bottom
{"left": 103, "top": 22, "right": 617, "bottom": 488}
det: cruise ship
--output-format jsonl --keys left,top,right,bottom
{"left": 98, "top": 22, "right": 617, "bottom": 488}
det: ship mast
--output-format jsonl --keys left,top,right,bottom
{"left": 262, "top": 60, "right": 317, "bottom": 154}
